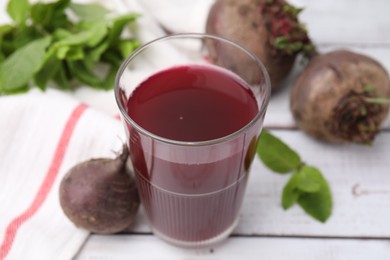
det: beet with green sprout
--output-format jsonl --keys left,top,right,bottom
{"left": 290, "top": 50, "right": 390, "bottom": 143}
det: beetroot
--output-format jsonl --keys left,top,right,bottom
{"left": 205, "top": 0, "right": 313, "bottom": 91}
{"left": 59, "top": 145, "right": 140, "bottom": 234}
{"left": 290, "top": 50, "right": 390, "bottom": 143}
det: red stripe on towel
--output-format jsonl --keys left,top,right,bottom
{"left": 0, "top": 104, "right": 87, "bottom": 260}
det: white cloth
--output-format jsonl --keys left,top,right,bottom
{"left": 0, "top": 0, "right": 214, "bottom": 259}
{"left": 0, "top": 89, "right": 125, "bottom": 259}
{"left": 134, "top": 0, "right": 214, "bottom": 33}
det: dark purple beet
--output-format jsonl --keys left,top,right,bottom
{"left": 59, "top": 145, "right": 140, "bottom": 234}
{"left": 205, "top": 0, "right": 313, "bottom": 91}
{"left": 290, "top": 50, "right": 390, "bottom": 143}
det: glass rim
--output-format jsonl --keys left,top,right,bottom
{"left": 114, "top": 33, "right": 271, "bottom": 147}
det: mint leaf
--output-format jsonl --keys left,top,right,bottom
{"left": 70, "top": 3, "right": 110, "bottom": 22}
{"left": 7, "top": 0, "right": 30, "bottom": 26}
{"left": 101, "top": 50, "right": 122, "bottom": 67}
{"left": 118, "top": 39, "right": 141, "bottom": 58}
{"left": 53, "top": 62, "right": 72, "bottom": 90}
{"left": 282, "top": 173, "right": 300, "bottom": 209}
{"left": 256, "top": 131, "right": 333, "bottom": 222}
{"left": 0, "top": 25, "right": 13, "bottom": 62}
{"left": 34, "top": 53, "right": 60, "bottom": 90}
{"left": 297, "top": 166, "right": 332, "bottom": 222}
{"left": 0, "top": 36, "right": 51, "bottom": 91}
{"left": 0, "top": 24, "right": 13, "bottom": 38}
{"left": 282, "top": 166, "right": 332, "bottom": 222}
{"left": 102, "top": 65, "right": 119, "bottom": 90}
{"left": 67, "top": 60, "right": 105, "bottom": 88}
{"left": 65, "top": 46, "right": 84, "bottom": 61}
{"left": 1, "top": 83, "right": 29, "bottom": 95}
{"left": 6, "top": 27, "right": 43, "bottom": 53}
{"left": 88, "top": 40, "right": 110, "bottom": 62}
{"left": 53, "top": 22, "right": 107, "bottom": 49}
{"left": 30, "top": 0, "right": 70, "bottom": 31}
{"left": 107, "top": 14, "right": 140, "bottom": 47}
{"left": 257, "top": 130, "right": 301, "bottom": 173}
{"left": 296, "top": 166, "right": 321, "bottom": 193}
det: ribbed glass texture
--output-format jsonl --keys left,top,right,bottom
{"left": 136, "top": 167, "right": 249, "bottom": 246}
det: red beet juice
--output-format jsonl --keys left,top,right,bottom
{"left": 126, "top": 64, "right": 261, "bottom": 244}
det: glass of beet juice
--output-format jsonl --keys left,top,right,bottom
{"left": 115, "top": 34, "right": 270, "bottom": 248}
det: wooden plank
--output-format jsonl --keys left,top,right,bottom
{"left": 292, "top": 0, "right": 390, "bottom": 44}
{"left": 77, "top": 234, "right": 390, "bottom": 260}
{"left": 124, "top": 130, "right": 390, "bottom": 238}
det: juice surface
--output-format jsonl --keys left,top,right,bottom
{"left": 127, "top": 65, "right": 258, "bottom": 141}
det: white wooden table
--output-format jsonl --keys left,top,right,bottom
{"left": 10, "top": 0, "right": 385, "bottom": 259}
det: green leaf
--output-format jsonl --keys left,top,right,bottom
{"left": 280, "top": 166, "right": 332, "bottom": 222}
{"left": 86, "top": 23, "right": 108, "bottom": 47}
{"left": 6, "top": 0, "right": 30, "bottom": 26}
{"left": 273, "top": 36, "right": 304, "bottom": 54}
{"left": 107, "top": 14, "right": 139, "bottom": 46}
{"left": 257, "top": 130, "right": 302, "bottom": 173}
{"left": 56, "top": 45, "right": 84, "bottom": 61}
{"left": 53, "top": 62, "right": 72, "bottom": 90}
{"left": 67, "top": 60, "right": 105, "bottom": 88}
{"left": 53, "top": 22, "right": 107, "bottom": 48}
{"left": 87, "top": 40, "right": 110, "bottom": 62}
{"left": 101, "top": 64, "right": 119, "bottom": 90}
{"left": 282, "top": 173, "right": 300, "bottom": 209}
{"left": 53, "top": 28, "right": 73, "bottom": 41}
{"left": 56, "top": 45, "right": 70, "bottom": 59}
{"left": 283, "top": 4, "right": 303, "bottom": 16}
{"left": 31, "top": 3, "right": 53, "bottom": 27}
{"left": 0, "top": 25, "right": 14, "bottom": 61}
{"left": 0, "top": 36, "right": 51, "bottom": 91}
{"left": 1, "top": 84, "right": 29, "bottom": 95}
{"left": 0, "top": 24, "right": 13, "bottom": 37}
{"left": 70, "top": 3, "right": 110, "bottom": 21}
{"left": 296, "top": 166, "right": 321, "bottom": 193}
{"left": 118, "top": 39, "right": 140, "bottom": 58}
{"left": 101, "top": 49, "right": 122, "bottom": 67}
{"left": 31, "top": 0, "right": 70, "bottom": 31}
{"left": 34, "top": 53, "right": 61, "bottom": 90}
{"left": 66, "top": 46, "right": 84, "bottom": 61}
{"left": 1, "top": 0, "right": 140, "bottom": 94}
{"left": 31, "top": 0, "right": 72, "bottom": 33}
{"left": 2, "top": 26, "right": 42, "bottom": 56}
{"left": 365, "top": 97, "right": 390, "bottom": 105}
{"left": 297, "top": 166, "right": 332, "bottom": 222}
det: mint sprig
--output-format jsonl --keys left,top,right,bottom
{"left": 0, "top": 0, "right": 141, "bottom": 94}
{"left": 257, "top": 130, "right": 332, "bottom": 222}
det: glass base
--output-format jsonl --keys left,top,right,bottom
{"left": 152, "top": 218, "right": 239, "bottom": 249}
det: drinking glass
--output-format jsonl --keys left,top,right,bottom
{"left": 115, "top": 33, "right": 271, "bottom": 248}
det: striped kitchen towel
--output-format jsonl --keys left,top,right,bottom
{"left": 0, "top": 89, "right": 127, "bottom": 259}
